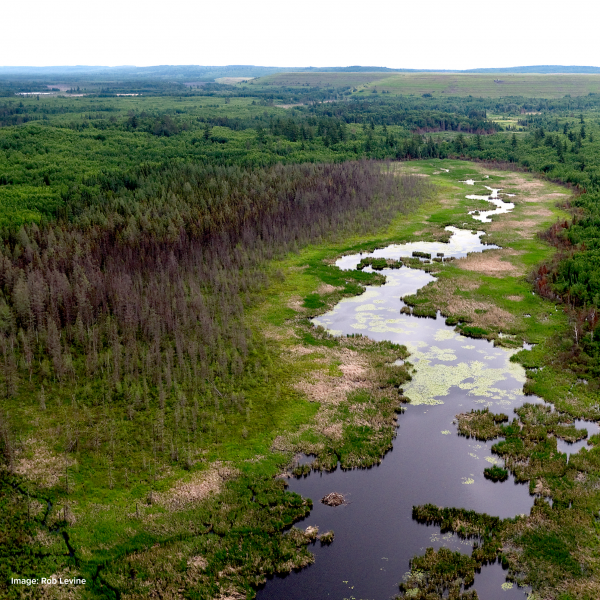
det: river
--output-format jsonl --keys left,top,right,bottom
{"left": 256, "top": 182, "right": 577, "bottom": 600}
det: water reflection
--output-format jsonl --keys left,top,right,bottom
{"left": 467, "top": 188, "right": 515, "bottom": 223}
{"left": 557, "top": 419, "right": 600, "bottom": 458}
{"left": 336, "top": 227, "right": 498, "bottom": 272}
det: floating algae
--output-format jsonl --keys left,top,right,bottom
{"left": 434, "top": 329, "right": 461, "bottom": 342}
{"left": 403, "top": 359, "right": 525, "bottom": 406}
{"left": 355, "top": 303, "right": 379, "bottom": 312}
{"left": 407, "top": 343, "right": 458, "bottom": 363}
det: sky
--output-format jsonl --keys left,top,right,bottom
{"left": 3, "top": 0, "right": 600, "bottom": 70}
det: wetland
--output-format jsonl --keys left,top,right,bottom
{"left": 257, "top": 163, "right": 587, "bottom": 600}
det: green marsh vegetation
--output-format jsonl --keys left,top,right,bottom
{"left": 255, "top": 82, "right": 600, "bottom": 599}
{"left": 380, "top": 162, "right": 600, "bottom": 599}
{"left": 0, "top": 86, "right": 438, "bottom": 598}
{"left": 414, "top": 402, "right": 600, "bottom": 599}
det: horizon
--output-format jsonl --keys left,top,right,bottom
{"left": 1, "top": 63, "right": 600, "bottom": 71}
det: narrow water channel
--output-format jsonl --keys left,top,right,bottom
{"left": 257, "top": 183, "right": 556, "bottom": 600}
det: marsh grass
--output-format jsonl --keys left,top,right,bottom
{"left": 413, "top": 400, "right": 600, "bottom": 597}
{"left": 483, "top": 465, "right": 509, "bottom": 482}
{"left": 357, "top": 257, "right": 403, "bottom": 270}
{"left": 375, "top": 162, "right": 600, "bottom": 600}
{"left": 457, "top": 409, "right": 508, "bottom": 441}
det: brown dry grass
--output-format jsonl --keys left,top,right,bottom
{"left": 522, "top": 207, "right": 554, "bottom": 219}
{"left": 317, "top": 283, "right": 344, "bottom": 295}
{"left": 15, "top": 439, "right": 76, "bottom": 488}
{"left": 33, "top": 529, "right": 56, "bottom": 548}
{"left": 187, "top": 555, "right": 207, "bottom": 570}
{"left": 494, "top": 173, "right": 545, "bottom": 194}
{"left": 155, "top": 463, "right": 236, "bottom": 512}
{"left": 287, "top": 295, "right": 306, "bottom": 312}
{"left": 522, "top": 192, "right": 568, "bottom": 203}
{"left": 533, "top": 478, "right": 552, "bottom": 496}
{"left": 488, "top": 215, "right": 548, "bottom": 239}
{"left": 511, "top": 220, "right": 542, "bottom": 238}
{"left": 424, "top": 276, "right": 516, "bottom": 329}
{"left": 272, "top": 335, "right": 403, "bottom": 460}
{"left": 322, "top": 422, "right": 344, "bottom": 440}
{"left": 285, "top": 345, "right": 318, "bottom": 356}
{"left": 506, "top": 295, "right": 524, "bottom": 302}
{"left": 215, "top": 591, "right": 246, "bottom": 600}
{"left": 292, "top": 347, "right": 369, "bottom": 405}
{"left": 455, "top": 249, "right": 524, "bottom": 276}
{"left": 396, "top": 165, "right": 430, "bottom": 177}
{"left": 480, "top": 175, "right": 561, "bottom": 240}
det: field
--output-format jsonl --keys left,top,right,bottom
{"left": 248, "top": 72, "right": 393, "bottom": 88}
{"left": 252, "top": 72, "right": 600, "bottom": 98}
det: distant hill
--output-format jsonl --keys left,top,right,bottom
{"left": 1, "top": 65, "right": 600, "bottom": 82}
{"left": 463, "top": 66, "right": 600, "bottom": 74}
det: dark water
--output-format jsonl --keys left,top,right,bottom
{"left": 258, "top": 208, "right": 538, "bottom": 599}
{"left": 258, "top": 398, "right": 533, "bottom": 600}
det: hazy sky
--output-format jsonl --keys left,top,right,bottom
{"left": 3, "top": 0, "right": 600, "bottom": 69}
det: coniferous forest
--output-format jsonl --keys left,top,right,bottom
{"left": 2, "top": 72, "right": 600, "bottom": 599}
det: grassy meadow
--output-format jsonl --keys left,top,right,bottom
{"left": 252, "top": 72, "right": 600, "bottom": 98}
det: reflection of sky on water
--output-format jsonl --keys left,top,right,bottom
{"left": 336, "top": 227, "right": 498, "bottom": 271}
{"left": 465, "top": 187, "right": 516, "bottom": 223}
{"left": 557, "top": 419, "right": 600, "bottom": 457}
{"left": 467, "top": 191, "right": 515, "bottom": 223}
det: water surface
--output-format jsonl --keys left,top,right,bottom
{"left": 467, "top": 188, "right": 515, "bottom": 223}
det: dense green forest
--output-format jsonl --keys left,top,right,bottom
{"left": 2, "top": 77, "right": 600, "bottom": 599}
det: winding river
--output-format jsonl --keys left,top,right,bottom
{"left": 256, "top": 181, "right": 576, "bottom": 600}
